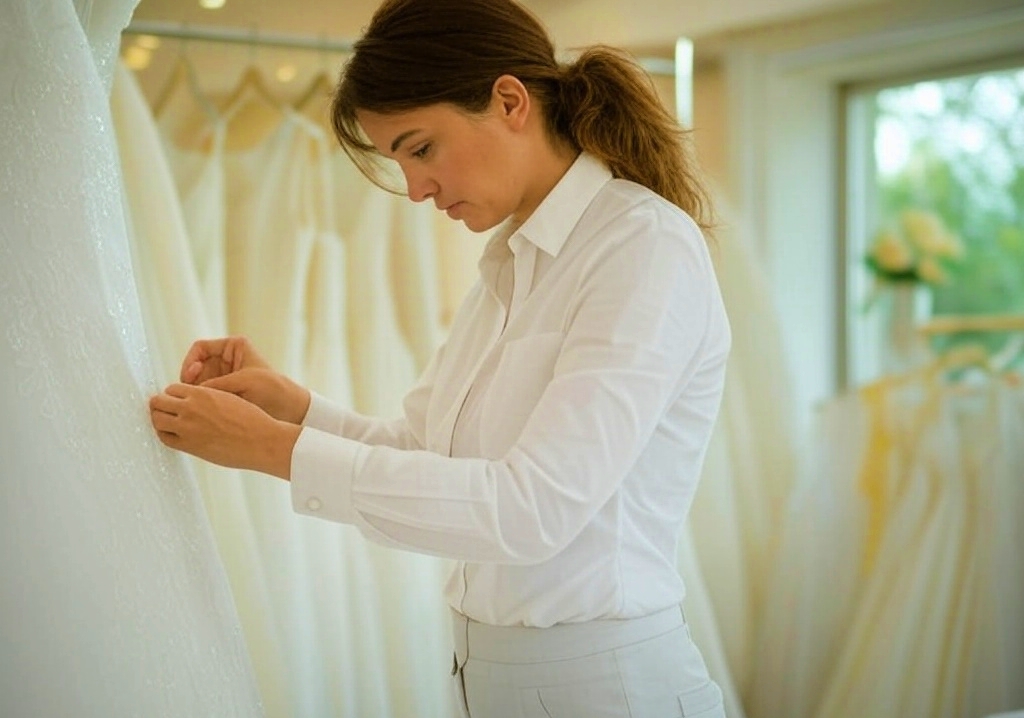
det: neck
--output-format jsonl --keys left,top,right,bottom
{"left": 513, "top": 141, "right": 579, "bottom": 224}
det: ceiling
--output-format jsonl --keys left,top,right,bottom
{"left": 124, "top": 0, "right": 1013, "bottom": 102}
{"left": 129, "top": 0, "right": 886, "bottom": 52}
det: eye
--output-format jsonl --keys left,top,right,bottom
{"left": 411, "top": 142, "right": 432, "bottom": 159}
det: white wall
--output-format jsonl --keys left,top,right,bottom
{"left": 716, "top": 4, "right": 1024, "bottom": 434}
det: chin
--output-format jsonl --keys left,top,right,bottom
{"left": 461, "top": 211, "right": 507, "bottom": 234}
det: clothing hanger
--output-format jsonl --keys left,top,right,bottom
{"left": 918, "top": 312, "right": 1024, "bottom": 376}
{"left": 219, "top": 62, "right": 285, "bottom": 151}
{"left": 295, "top": 71, "right": 333, "bottom": 113}
{"left": 152, "top": 55, "right": 187, "bottom": 119}
{"left": 220, "top": 66, "right": 282, "bottom": 117}
{"left": 151, "top": 45, "right": 220, "bottom": 151}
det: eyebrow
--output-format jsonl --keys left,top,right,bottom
{"left": 390, "top": 129, "right": 422, "bottom": 153}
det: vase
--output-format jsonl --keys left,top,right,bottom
{"left": 880, "top": 281, "right": 932, "bottom": 373}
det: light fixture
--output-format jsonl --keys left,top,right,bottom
{"left": 136, "top": 34, "right": 161, "bottom": 50}
{"left": 122, "top": 45, "right": 152, "bottom": 70}
{"left": 199, "top": 0, "right": 226, "bottom": 9}
{"left": 275, "top": 64, "right": 297, "bottom": 83}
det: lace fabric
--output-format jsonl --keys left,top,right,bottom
{"left": 0, "top": 2, "right": 261, "bottom": 714}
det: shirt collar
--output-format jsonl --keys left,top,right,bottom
{"left": 515, "top": 152, "right": 612, "bottom": 258}
{"left": 479, "top": 152, "right": 613, "bottom": 267}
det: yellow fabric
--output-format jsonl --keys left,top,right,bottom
{"left": 857, "top": 380, "right": 894, "bottom": 577}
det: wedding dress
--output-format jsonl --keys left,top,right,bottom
{"left": 392, "top": 200, "right": 446, "bottom": 372}
{"left": 0, "top": 1, "right": 261, "bottom": 715}
{"left": 688, "top": 199, "right": 798, "bottom": 703}
{"left": 751, "top": 371, "right": 1024, "bottom": 718}
{"left": 329, "top": 148, "right": 454, "bottom": 718}
{"left": 814, "top": 377, "right": 1024, "bottom": 718}
{"left": 746, "top": 389, "right": 874, "bottom": 718}
{"left": 111, "top": 62, "right": 291, "bottom": 718}
{"left": 156, "top": 82, "right": 230, "bottom": 334}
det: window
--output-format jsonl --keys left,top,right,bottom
{"left": 843, "top": 62, "right": 1024, "bottom": 386}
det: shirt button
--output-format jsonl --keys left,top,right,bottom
{"left": 306, "top": 497, "right": 323, "bottom": 511}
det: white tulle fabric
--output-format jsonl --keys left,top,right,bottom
{"left": 141, "top": 75, "right": 456, "bottom": 716}
{"left": 682, "top": 198, "right": 799, "bottom": 712}
{"left": 0, "top": 3, "right": 261, "bottom": 716}
{"left": 111, "top": 63, "right": 292, "bottom": 717}
{"left": 749, "top": 373, "right": 1024, "bottom": 718}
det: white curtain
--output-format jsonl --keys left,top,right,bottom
{"left": 0, "top": 2, "right": 261, "bottom": 715}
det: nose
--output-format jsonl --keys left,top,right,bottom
{"left": 403, "top": 167, "right": 437, "bottom": 203}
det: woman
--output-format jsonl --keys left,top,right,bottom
{"left": 149, "top": 0, "right": 731, "bottom": 715}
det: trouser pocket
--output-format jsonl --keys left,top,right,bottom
{"left": 451, "top": 651, "right": 471, "bottom": 718}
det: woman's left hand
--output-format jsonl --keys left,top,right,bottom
{"left": 149, "top": 383, "right": 301, "bottom": 480}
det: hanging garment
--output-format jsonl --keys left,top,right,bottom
{"left": 329, "top": 146, "right": 455, "bottom": 718}
{"left": 746, "top": 389, "right": 875, "bottom": 718}
{"left": 434, "top": 212, "right": 489, "bottom": 327}
{"left": 330, "top": 151, "right": 420, "bottom": 417}
{"left": 752, "top": 372, "right": 1024, "bottom": 718}
{"left": 677, "top": 527, "right": 750, "bottom": 718}
{"left": 111, "top": 62, "right": 292, "bottom": 718}
{"left": 814, "top": 377, "right": 1024, "bottom": 718}
{"left": 688, "top": 198, "right": 799, "bottom": 704}
{"left": 0, "top": 2, "right": 262, "bottom": 715}
{"left": 392, "top": 199, "right": 446, "bottom": 372}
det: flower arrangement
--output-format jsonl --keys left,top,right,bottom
{"left": 864, "top": 209, "right": 964, "bottom": 286}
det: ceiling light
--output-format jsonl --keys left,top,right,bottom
{"left": 122, "top": 46, "right": 152, "bottom": 71}
{"left": 199, "top": 0, "right": 226, "bottom": 9}
{"left": 136, "top": 35, "right": 161, "bottom": 50}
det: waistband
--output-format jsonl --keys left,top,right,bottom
{"left": 450, "top": 605, "right": 686, "bottom": 665}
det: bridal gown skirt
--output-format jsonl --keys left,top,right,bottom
{"left": 1, "top": 1, "right": 262, "bottom": 715}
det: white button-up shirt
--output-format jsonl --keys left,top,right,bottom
{"left": 290, "top": 153, "right": 730, "bottom": 627}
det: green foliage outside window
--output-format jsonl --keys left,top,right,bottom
{"left": 874, "top": 66, "right": 1024, "bottom": 359}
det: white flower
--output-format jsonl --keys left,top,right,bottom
{"left": 871, "top": 229, "right": 914, "bottom": 272}
{"left": 917, "top": 255, "right": 949, "bottom": 285}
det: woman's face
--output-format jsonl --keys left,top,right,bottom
{"left": 357, "top": 94, "right": 529, "bottom": 233}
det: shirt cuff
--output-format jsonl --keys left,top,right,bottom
{"left": 301, "top": 391, "right": 347, "bottom": 434}
{"left": 290, "top": 426, "right": 367, "bottom": 526}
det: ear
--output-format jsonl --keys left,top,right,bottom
{"left": 491, "top": 74, "right": 530, "bottom": 131}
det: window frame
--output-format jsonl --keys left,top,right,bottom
{"left": 838, "top": 53, "right": 1024, "bottom": 388}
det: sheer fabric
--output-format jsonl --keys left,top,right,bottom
{"left": 112, "top": 63, "right": 290, "bottom": 717}
{"left": 750, "top": 373, "right": 1024, "bottom": 718}
{"left": 686, "top": 197, "right": 799, "bottom": 706}
{"left": 144, "top": 81, "right": 454, "bottom": 715}
{"left": 0, "top": 3, "right": 261, "bottom": 715}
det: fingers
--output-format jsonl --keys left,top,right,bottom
{"left": 164, "top": 382, "right": 194, "bottom": 399}
{"left": 202, "top": 372, "right": 243, "bottom": 393}
{"left": 181, "top": 339, "right": 215, "bottom": 383}
{"left": 154, "top": 430, "right": 180, "bottom": 447}
{"left": 149, "top": 384, "right": 193, "bottom": 416}
{"left": 182, "top": 360, "right": 203, "bottom": 384}
{"left": 179, "top": 336, "right": 262, "bottom": 383}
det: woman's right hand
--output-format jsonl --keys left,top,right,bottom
{"left": 180, "top": 337, "right": 311, "bottom": 425}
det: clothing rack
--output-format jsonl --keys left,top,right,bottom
{"left": 121, "top": 20, "right": 678, "bottom": 77}
{"left": 917, "top": 313, "right": 1024, "bottom": 336}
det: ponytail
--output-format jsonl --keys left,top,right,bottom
{"left": 554, "top": 47, "right": 713, "bottom": 232}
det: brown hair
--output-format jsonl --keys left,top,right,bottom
{"left": 331, "top": 0, "right": 713, "bottom": 231}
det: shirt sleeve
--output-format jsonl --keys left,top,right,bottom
{"left": 297, "top": 342, "right": 444, "bottom": 450}
{"left": 290, "top": 205, "right": 728, "bottom": 564}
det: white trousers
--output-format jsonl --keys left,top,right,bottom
{"left": 450, "top": 605, "right": 725, "bottom": 718}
